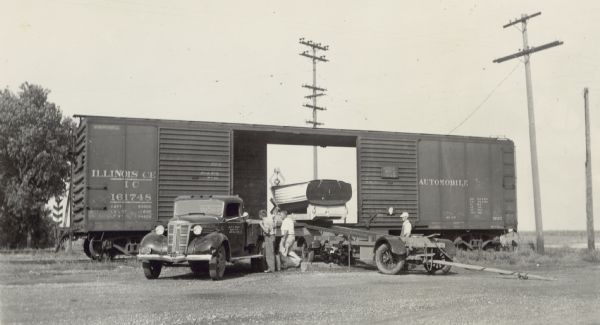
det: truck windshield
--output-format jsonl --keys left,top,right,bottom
{"left": 174, "top": 199, "right": 224, "bottom": 217}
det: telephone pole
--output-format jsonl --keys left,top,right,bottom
{"left": 584, "top": 88, "right": 595, "bottom": 251}
{"left": 493, "top": 12, "right": 563, "bottom": 254}
{"left": 300, "top": 37, "right": 329, "bottom": 179}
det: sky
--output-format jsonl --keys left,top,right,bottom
{"left": 1, "top": 0, "right": 599, "bottom": 231}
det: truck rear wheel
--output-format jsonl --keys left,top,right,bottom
{"left": 142, "top": 261, "right": 162, "bottom": 279}
{"left": 190, "top": 261, "right": 208, "bottom": 275}
{"left": 251, "top": 257, "right": 266, "bottom": 272}
{"left": 375, "top": 243, "right": 405, "bottom": 275}
{"left": 209, "top": 245, "right": 226, "bottom": 280}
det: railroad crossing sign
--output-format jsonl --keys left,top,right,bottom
{"left": 51, "top": 197, "right": 63, "bottom": 223}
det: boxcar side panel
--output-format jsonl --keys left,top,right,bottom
{"left": 157, "top": 127, "right": 232, "bottom": 222}
{"left": 86, "top": 123, "right": 158, "bottom": 231}
{"left": 357, "top": 136, "right": 418, "bottom": 227}
{"left": 417, "top": 139, "right": 512, "bottom": 230}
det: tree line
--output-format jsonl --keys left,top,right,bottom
{"left": 0, "top": 83, "right": 74, "bottom": 248}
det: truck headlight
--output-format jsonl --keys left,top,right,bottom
{"left": 155, "top": 225, "right": 165, "bottom": 235}
{"left": 192, "top": 225, "right": 203, "bottom": 235}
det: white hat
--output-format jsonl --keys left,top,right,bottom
{"left": 400, "top": 212, "right": 409, "bottom": 219}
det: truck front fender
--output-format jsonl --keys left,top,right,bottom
{"left": 374, "top": 235, "right": 407, "bottom": 256}
{"left": 139, "top": 232, "right": 168, "bottom": 255}
{"left": 188, "top": 232, "right": 231, "bottom": 260}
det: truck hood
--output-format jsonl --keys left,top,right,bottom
{"left": 172, "top": 214, "right": 222, "bottom": 223}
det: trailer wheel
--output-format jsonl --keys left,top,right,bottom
{"left": 425, "top": 262, "right": 452, "bottom": 275}
{"left": 307, "top": 250, "right": 315, "bottom": 263}
{"left": 300, "top": 240, "right": 309, "bottom": 260}
{"left": 375, "top": 243, "right": 405, "bottom": 275}
{"left": 209, "top": 245, "right": 226, "bottom": 281}
{"left": 142, "top": 261, "right": 162, "bottom": 279}
{"left": 425, "top": 252, "right": 452, "bottom": 275}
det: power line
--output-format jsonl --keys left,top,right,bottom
{"left": 493, "top": 11, "right": 564, "bottom": 255}
{"left": 299, "top": 38, "right": 329, "bottom": 128}
{"left": 299, "top": 37, "right": 329, "bottom": 180}
{"left": 448, "top": 63, "right": 520, "bottom": 134}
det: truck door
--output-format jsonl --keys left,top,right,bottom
{"left": 222, "top": 202, "right": 245, "bottom": 257}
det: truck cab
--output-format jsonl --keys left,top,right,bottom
{"left": 137, "top": 195, "right": 264, "bottom": 280}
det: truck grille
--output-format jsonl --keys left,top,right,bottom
{"left": 167, "top": 221, "right": 190, "bottom": 255}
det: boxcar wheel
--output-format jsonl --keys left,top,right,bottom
{"left": 375, "top": 243, "right": 405, "bottom": 275}
{"left": 142, "top": 261, "right": 162, "bottom": 279}
{"left": 83, "top": 239, "right": 92, "bottom": 259}
{"left": 209, "top": 245, "right": 226, "bottom": 281}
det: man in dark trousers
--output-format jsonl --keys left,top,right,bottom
{"left": 259, "top": 209, "right": 276, "bottom": 273}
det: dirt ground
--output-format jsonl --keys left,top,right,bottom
{"left": 0, "top": 252, "right": 599, "bottom": 325}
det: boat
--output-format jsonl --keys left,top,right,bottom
{"left": 271, "top": 179, "right": 352, "bottom": 214}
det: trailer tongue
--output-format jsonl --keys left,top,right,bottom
{"left": 429, "top": 260, "right": 556, "bottom": 281}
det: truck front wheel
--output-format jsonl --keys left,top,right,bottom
{"left": 375, "top": 243, "right": 405, "bottom": 275}
{"left": 142, "top": 261, "right": 162, "bottom": 279}
{"left": 209, "top": 245, "right": 226, "bottom": 280}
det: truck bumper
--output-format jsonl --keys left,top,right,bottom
{"left": 137, "top": 254, "right": 212, "bottom": 263}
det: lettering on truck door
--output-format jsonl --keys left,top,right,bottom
{"left": 223, "top": 202, "right": 244, "bottom": 256}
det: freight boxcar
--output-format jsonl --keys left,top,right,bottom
{"left": 69, "top": 115, "right": 516, "bottom": 259}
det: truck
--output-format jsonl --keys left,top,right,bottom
{"left": 137, "top": 195, "right": 264, "bottom": 280}
{"left": 66, "top": 115, "right": 517, "bottom": 259}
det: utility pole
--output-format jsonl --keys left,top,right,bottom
{"left": 493, "top": 12, "right": 563, "bottom": 254}
{"left": 584, "top": 88, "right": 595, "bottom": 251}
{"left": 300, "top": 37, "right": 329, "bottom": 179}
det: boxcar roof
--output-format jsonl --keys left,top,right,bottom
{"left": 74, "top": 114, "right": 513, "bottom": 145}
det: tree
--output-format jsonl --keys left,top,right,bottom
{"left": 0, "top": 83, "right": 74, "bottom": 248}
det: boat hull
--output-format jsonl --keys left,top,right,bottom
{"left": 271, "top": 180, "right": 352, "bottom": 214}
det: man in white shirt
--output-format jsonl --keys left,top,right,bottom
{"left": 279, "top": 210, "right": 301, "bottom": 268}
{"left": 400, "top": 212, "right": 412, "bottom": 237}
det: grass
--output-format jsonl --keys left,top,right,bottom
{"left": 456, "top": 245, "right": 600, "bottom": 268}
{"left": 0, "top": 243, "right": 139, "bottom": 278}
{"left": 452, "top": 230, "right": 600, "bottom": 268}
{"left": 518, "top": 230, "right": 600, "bottom": 247}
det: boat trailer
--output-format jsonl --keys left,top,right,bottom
{"left": 297, "top": 222, "right": 555, "bottom": 281}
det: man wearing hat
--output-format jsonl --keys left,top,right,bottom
{"left": 400, "top": 212, "right": 412, "bottom": 237}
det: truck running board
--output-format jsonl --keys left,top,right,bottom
{"left": 230, "top": 254, "right": 263, "bottom": 262}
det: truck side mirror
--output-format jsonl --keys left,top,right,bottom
{"left": 242, "top": 212, "right": 249, "bottom": 219}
